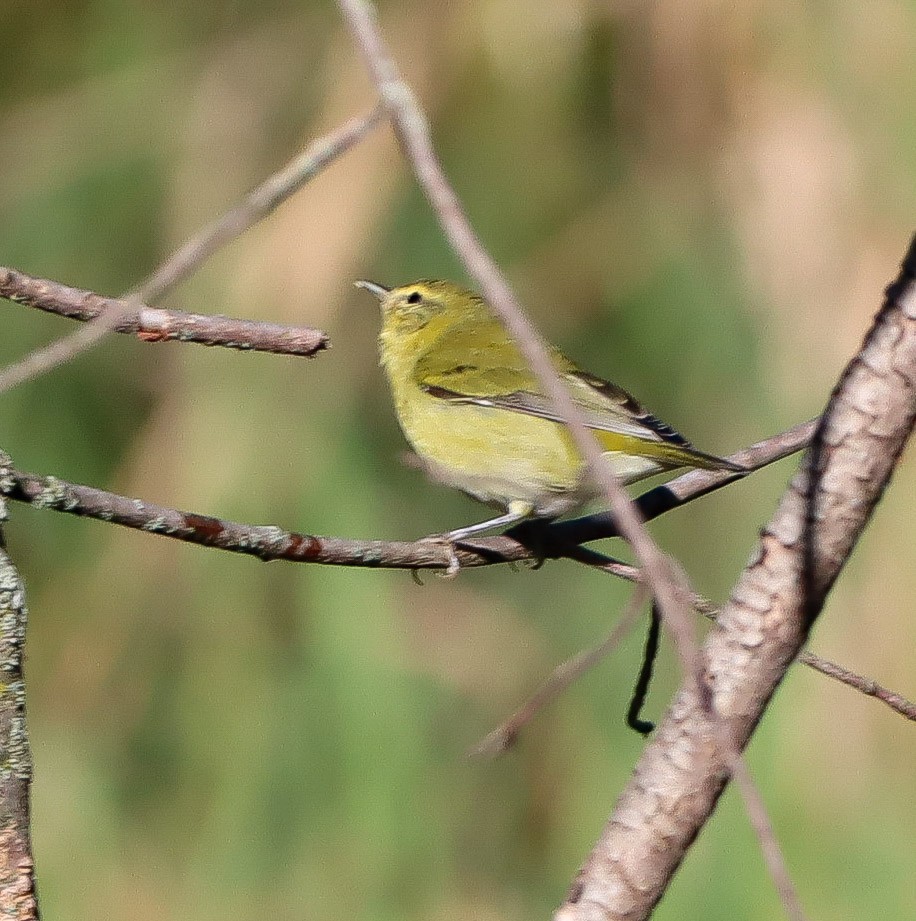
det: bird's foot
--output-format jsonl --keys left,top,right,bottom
{"left": 419, "top": 533, "right": 462, "bottom": 579}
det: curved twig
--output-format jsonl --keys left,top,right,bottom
{"left": 339, "top": 6, "right": 810, "bottom": 910}
{"left": 0, "top": 107, "right": 383, "bottom": 394}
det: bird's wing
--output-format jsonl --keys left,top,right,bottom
{"left": 413, "top": 318, "right": 685, "bottom": 446}
{"left": 413, "top": 316, "right": 743, "bottom": 472}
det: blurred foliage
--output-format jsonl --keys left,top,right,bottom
{"left": 1, "top": 1, "right": 915, "bottom": 919}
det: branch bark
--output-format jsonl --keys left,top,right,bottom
{"left": 0, "top": 266, "right": 329, "bottom": 358}
{"left": 0, "top": 106, "right": 382, "bottom": 394}
{"left": 0, "top": 486, "right": 39, "bottom": 919}
{"left": 0, "top": 418, "right": 807, "bottom": 572}
{"left": 555, "top": 238, "right": 916, "bottom": 920}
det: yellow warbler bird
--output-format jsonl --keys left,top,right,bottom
{"left": 358, "top": 279, "right": 743, "bottom": 541}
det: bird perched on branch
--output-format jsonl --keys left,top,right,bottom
{"left": 358, "top": 278, "right": 743, "bottom": 543}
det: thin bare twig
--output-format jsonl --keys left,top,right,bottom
{"left": 1, "top": 418, "right": 907, "bottom": 742}
{"left": 470, "top": 583, "right": 650, "bottom": 759}
{"left": 796, "top": 651, "right": 916, "bottom": 720}
{"left": 337, "top": 2, "right": 804, "bottom": 914}
{"left": 473, "top": 542, "right": 914, "bottom": 759}
{"left": 691, "top": 597, "right": 916, "bottom": 722}
{"left": 129, "top": 105, "right": 385, "bottom": 305}
{"left": 568, "top": 554, "right": 916, "bottom": 725}
{"left": 0, "top": 106, "right": 383, "bottom": 394}
{"left": 0, "top": 266, "right": 329, "bottom": 358}
{"left": 0, "top": 293, "right": 142, "bottom": 396}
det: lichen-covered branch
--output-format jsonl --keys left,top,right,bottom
{"left": 0, "top": 483, "right": 39, "bottom": 919}
{"left": 555, "top": 238, "right": 916, "bottom": 921}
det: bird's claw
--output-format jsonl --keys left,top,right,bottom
{"left": 419, "top": 534, "right": 462, "bottom": 578}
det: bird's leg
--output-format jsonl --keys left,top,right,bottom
{"left": 444, "top": 500, "right": 535, "bottom": 542}
{"left": 422, "top": 500, "right": 535, "bottom": 577}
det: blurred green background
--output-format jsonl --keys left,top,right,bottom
{"left": 1, "top": 1, "right": 914, "bottom": 918}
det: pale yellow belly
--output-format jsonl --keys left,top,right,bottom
{"left": 396, "top": 393, "right": 662, "bottom": 515}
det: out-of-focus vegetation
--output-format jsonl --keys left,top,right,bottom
{"left": 1, "top": 1, "right": 914, "bottom": 918}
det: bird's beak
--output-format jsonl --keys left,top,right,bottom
{"left": 354, "top": 279, "right": 390, "bottom": 300}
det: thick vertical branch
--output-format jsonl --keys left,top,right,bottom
{"left": 0, "top": 460, "right": 40, "bottom": 919}
{"left": 556, "top": 238, "right": 916, "bottom": 920}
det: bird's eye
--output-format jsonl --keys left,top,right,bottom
{"left": 406, "top": 291, "right": 422, "bottom": 305}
